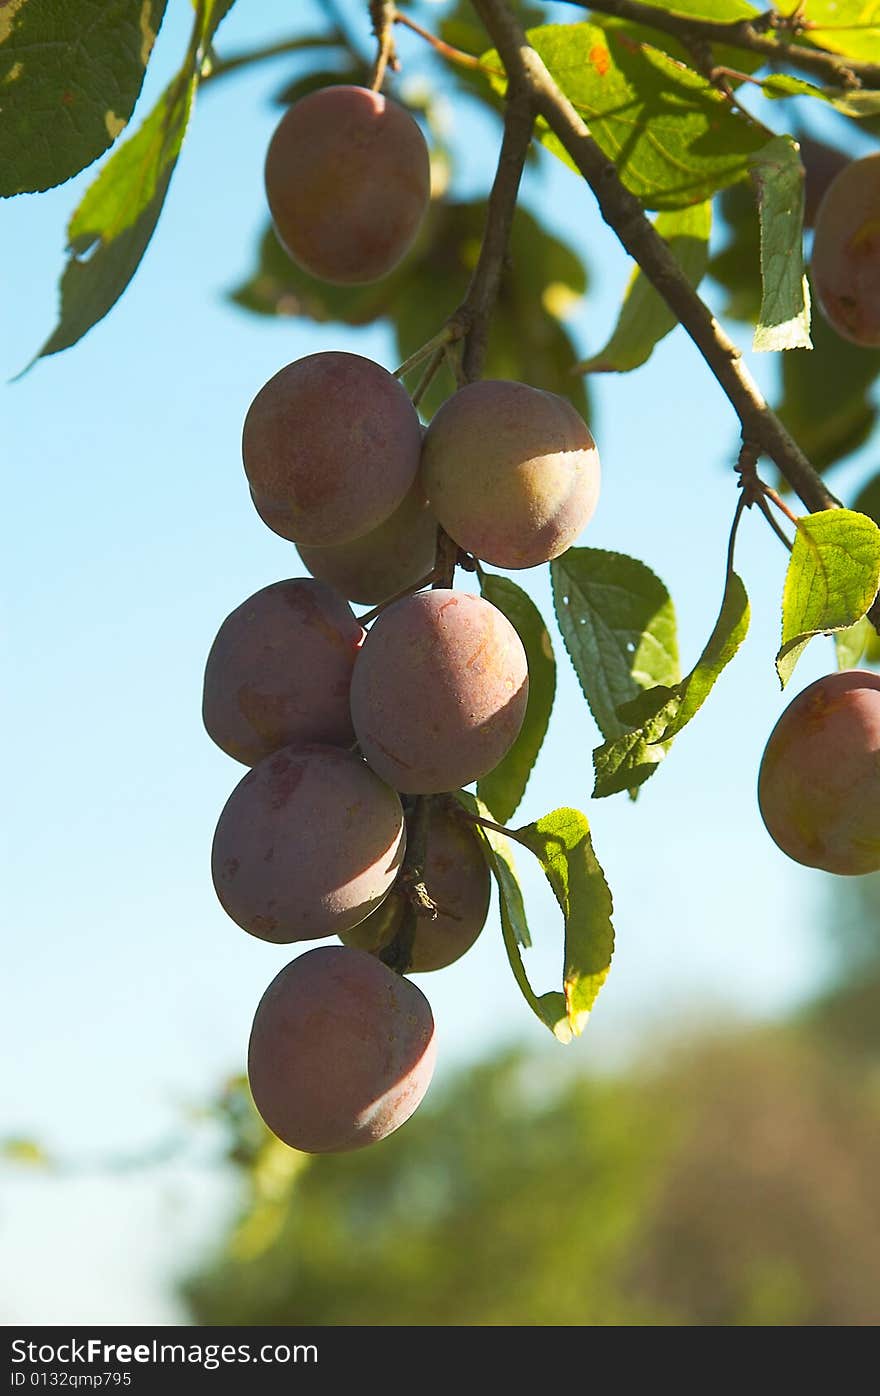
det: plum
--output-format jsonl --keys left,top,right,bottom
{"left": 296, "top": 482, "right": 438, "bottom": 605}
{"left": 420, "top": 380, "right": 600, "bottom": 568}
{"left": 203, "top": 579, "right": 364, "bottom": 766}
{"left": 351, "top": 590, "right": 528, "bottom": 794}
{"left": 758, "top": 669, "right": 880, "bottom": 874}
{"left": 212, "top": 745, "right": 405, "bottom": 941}
{"left": 264, "top": 85, "right": 430, "bottom": 285}
{"left": 248, "top": 946, "right": 436, "bottom": 1152}
{"left": 243, "top": 352, "right": 422, "bottom": 547}
{"left": 343, "top": 800, "right": 490, "bottom": 971}
{"left": 811, "top": 153, "right": 880, "bottom": 348}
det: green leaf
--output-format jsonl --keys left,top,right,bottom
{"left": 798, "top": 0, "right": 880, "bottom": 63}
{"left": 636, "top": 0, "right": 758, "bottom": 18}
{"left": 709, "top": 179, "right": 761, "bottom": 323}
{"left": 483, "top": 22, "right": 766, "bottom": 210}
{"left": 821, "top": 87, "right": 880, "bottom": 118}
{"left": 229, "top": 223, "right": 392, "bottom": 324}
{"left": 852, "top": 472, "right": 880, "bottom": 527}
{"left": 1, "top": 1137, "right": 51, "bottom": 1167}
{"left": 593, "top": 570, "right": 750, "bottom": 796}
{"left": 515, "top": 809, "right": 614, "bottom": 1037}
{"left": 777, "top": 282, "right": 880, "bottom": 471}
{"left": 230, "top": 199, "right": 590, "bottom": 420}
{"left": 273, "top": 64, "right": 362, "bottom": 108}
{"left": 663, "top": 571, "right": 750, "bottom": 737}
{"left": 777, "top": 510, "right": 880, "bottom": 686}
{"left": 477, "top": 575, "right": 556, "bottom": 824}
{"left": 34, "top": 0, "right": 235, "bottom": 362}
{"left": 834, "top": 615, "right": 876, "bottom": 670}
{"left": 750, "top": 136, "right": 811, "bottom": 352}
{"left": 459, "top": 793, "right": 614, "bottom": 1041}
{"left": 612, "top": 0, "right": 763, "bottom": 73}
{"left": 550, "top": 548, "right": 680, "bottom": 745}
{"left": 592, "top": 691, "right": 677, "bottom": 798}
{"left": 577, "top": 202, "right": 711, "bottom": 373}
{"left": 757, "top": 72, "right": 880, "bottom": 118}
{"left": 0, "top": 0, "right": 167, "bottom": 197}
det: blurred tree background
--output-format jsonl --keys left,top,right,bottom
{"left": 183, "top": 876, "right": 880, "bottom": 1327}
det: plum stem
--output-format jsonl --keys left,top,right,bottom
{"left": 762, "top": 486, "right": 801, "bottom": 527}
{"left": 393, "top": 324, "right": 461, "bottom": 380}
{"left": 433, "top": 528, "right": 460, "bottom": 589}
{"left": 410, "top": 346, "right": 447, "bottom": 408}
{"left": 360, "top": 567, "right": 444, "bottom": 626}
{"left": 369, "top": 1, "right": 399, "bottom": 91}
{"left": 381, "top": 796, "right": 437, "bottom": 974}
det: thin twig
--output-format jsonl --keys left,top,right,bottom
{"left": 763, "top": 485, "right": 801, "bottom": 525}
{"left": 433, "top": 529, "right": 460, "bottom": 588}
{"left": 200, "top": 35, "right": 344, "bottom": 84}
{"left": 394, "top": 325, "right": 460, "bottom": 378}
{"left": 380, "top": 797, "right": 436, "bottom": 974}
{"left": 394, "top": 11, "right": 500, "bottom": 73}
{"left": 360, "top": 568, "right": 441, "bottom": 626}
{"left": 369, "top": 0, "right": 398, "bottom": 91}
{"left": 757, "top": 495, "right": 795, "bottom": 551}
{"left": 410, "top": 346, "right": 447, "bottom": 408}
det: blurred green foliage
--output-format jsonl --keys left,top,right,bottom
{"left": 184, "top": 970, "right": 880, "bottom": 1326}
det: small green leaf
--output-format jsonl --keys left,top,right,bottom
{"left": 515, "top": 809, "right": 614, "bottom": 1036}
{"left": 757, "top": 73, "right": 880, "bottom": 118}
{"left": 550, "top": 548, "right": 680, "bottom": 746}
{"left": 577, "top": 202, "right": 711, "bottom": 373}
{"left": 477, "top": 575, "right": 556, "bottom": 824}
{"left": 483, "top": 22, "right": 766, "bottom": 210}
{"left": 593, "top": 571, "right": 750, "bottom": 796}
{"left": 759, "top": 73, "right": 825, "bottom": 102}
{"left": 777, "top": 510, "right": 880, "bottom": 686}
{"left": 34, "top": 0, "right": 236, "bottom": 362}
{"left": 750, "top": 136, "right": 811, "bottom": 352}
{"left": 0, "top": 0, "right": 167, "bottom": 197}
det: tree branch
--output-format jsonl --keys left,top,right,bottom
{"left": 453, "top": 87, "right": 535, "bottom": 381}
{"left": 557, "top": 0, "right": 880, "bottom": 89}
{"left": 468, "top": 0, "right": 840, "bottom": 517}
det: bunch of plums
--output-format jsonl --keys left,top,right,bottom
{"left": 203, "top": 85, "right": 602, "bottom": 1157}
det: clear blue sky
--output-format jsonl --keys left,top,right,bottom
{"left": 1, "top": 0, "right": 874, "bottom": 1323}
